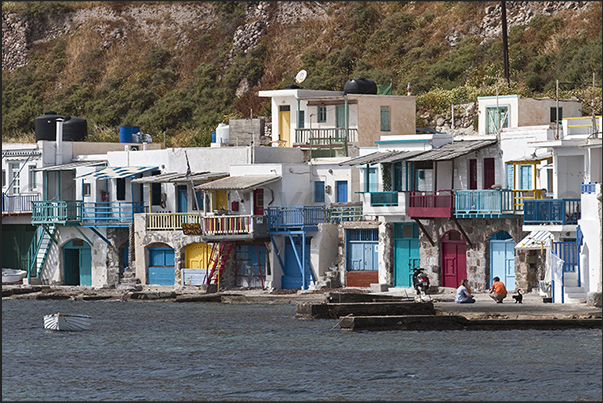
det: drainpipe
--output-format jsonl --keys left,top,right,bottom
{"left": 55, "top": 118, "right": 64, "bottom": 166}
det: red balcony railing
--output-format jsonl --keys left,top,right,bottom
{"left": 406, "top": 190, "right": 454, "bottom": 218}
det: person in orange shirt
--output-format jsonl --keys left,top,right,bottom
{"left": 489, "top": 276, "right": 507, "bottom": 303}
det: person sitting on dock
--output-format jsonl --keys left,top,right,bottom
{"left": 455, "top": 279, "right": 475, "bottom": 304}
{"left": 489, "top": 277, "right": 507, "bottom": 303}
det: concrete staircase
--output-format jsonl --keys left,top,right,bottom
{"left": 561, "top": 271, "right": 587, "bottom": 303}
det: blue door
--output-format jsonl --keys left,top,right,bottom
{"left": 148, "top": 247, "right": 175, "bottom": 285}
{"left": 177, "top": 185, "right": 188, "bottom": 213}
{"left": 282, "top": 238, "right": 312, "bottom": 289}
{"left": 490, "top": 231, "right": 515, "bottom": 291}
{"left": 336, "top": 180, "right": 348, "bottom": 203}
{"left": 394, "top": 223, "right": 419, "bottom": 288}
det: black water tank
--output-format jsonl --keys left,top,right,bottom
{"left": 34, "top": 112, "right": 87, "bottom": 141}
{"left": 343, "top": 77, "right": 377, "bottom": 95}
{"left": 62, "top": 116, "right": 87, "bottom": 141}
{"left": 35, "top": 111, "right": 64, "bottom": 141}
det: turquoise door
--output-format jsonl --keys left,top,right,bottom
{"left": 282, "top": 238, "right": 312, "bottom": 289}
{"left": 490, "top": 231, "right": 515, "bottom": 291}
{"left": 63, "top": 239, "right": 92, "bottom": 286}
{"left": 148, "top": 247, "right": 175, "bottom": 285}
{"left": 394, "top": 223, "right": 419, "bottom": 288}
{"left": 177, "top": 185, "right": 188, "bottom": 213}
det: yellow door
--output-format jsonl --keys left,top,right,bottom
{"left": 279, "top": 106, "right": 291, "bottom": 147}
{"left": 210, "top": 190, "right": 228, "bottom": 211}
{"left": 186, "top": 243, "right": 211, "bottom": 269}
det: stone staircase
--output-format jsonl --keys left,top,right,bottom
{"left": 117, "top": 271, "right": 143, "bottom": 291}
{"left": 309, "top": 266, "right": 341, "bottom": 290}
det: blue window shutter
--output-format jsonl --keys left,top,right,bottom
{"left": 506, "top": 164, "right": 514, "bottom": 189}
{"left": 314, "top": 181, "right": 325, "bottom": 202}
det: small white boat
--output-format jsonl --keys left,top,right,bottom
{"left": 2, "top": 268, "right": 27, "bottom": 283}
{"left": 44, "top": 313, "right": 92, "bottom": 331}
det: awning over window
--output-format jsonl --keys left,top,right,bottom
{"left": 195, "top": 175, "right": 281, "bottom": 191}
{"left": 505, "top": 152, "right": 553, "bottom": 164}
{"left": 131, "top": 171, "right": 228, "bottom": 184}
{"left": 75, "top": 166, "right": 158, "bottom": 180}
{"left": 515, "top": 230, "right": 554, "bottom": 250}
{"left": 35, "top": 161, "right": 106, "bottom": 171}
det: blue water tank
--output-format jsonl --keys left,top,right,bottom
{"left": 120, "top": 126, "right": 133, "bottom": 143}
{"left": 211, "top": 132, "right": 216, "bottom": 143}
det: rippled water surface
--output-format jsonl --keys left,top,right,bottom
{"left": 3, "top": 299, "right": 601, "bottom": 401}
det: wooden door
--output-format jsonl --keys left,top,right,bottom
{"left": 441, "top": 231, "right": 467, "bottom": 288}
{"left": 279, "top": 106, "right": 291, "bottom": 146}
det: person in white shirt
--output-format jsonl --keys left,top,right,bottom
{"left": 455, "top": 279, "right": 475, "bottom": 303}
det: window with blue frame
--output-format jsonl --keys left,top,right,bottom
{"left": 314, "top": 181, "right": 325, "bottom": 202}
{"left": 506, "top": 163, "right": 514, "bottom": 189}
{"left": 317, "top": 106, "right": 327, "bottom": 123}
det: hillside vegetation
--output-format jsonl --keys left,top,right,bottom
{"left": 2, "top": 1, "right": 602, "bottom": 145}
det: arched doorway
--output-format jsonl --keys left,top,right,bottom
{"left": 63, "top": 239, "right": 92, "bottom": 286}
{"left": 441, "top": 230, "right": 467, "bottom": 288}
{"left": 490, "top": 231, "right": 515, "bottom": 291}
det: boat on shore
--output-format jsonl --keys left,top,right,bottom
{"left": 44, "top": 313, "right": 92, "bottom": 331}
{"left": 2, "top": 268, "right": 27, "bottom": 284}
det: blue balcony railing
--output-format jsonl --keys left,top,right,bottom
{"left": 455, "top": 189, "right": 515, "bottom": 217}
{"left": 81, "top": 201, "right": 144, "bottom": 226}
{"left": 32, "top": 200, "right": 82, "bottom": 224}
{"left": 581, "top": 182, "right": 598, "bottom": 194}
{"left": 523, "top": 199, "right": 581, "bottom": 225}
{"left": 265, "top": 206, "right": 326, "bottom": 232}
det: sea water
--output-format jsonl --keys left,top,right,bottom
{"left": 2, "top": 299, "right": 601, "bottom": 401}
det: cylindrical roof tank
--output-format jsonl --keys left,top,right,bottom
{"left": 62, "top": 116, "right": 87, "bottom": 141}
{"left": 35, "top": 111, "right": 64, "bottom": 141}
{"left": 35, "top": 112, "right": 87, "bottom": 141}
{"left": 343, "top": 78, "right": 377, "bottom": 95}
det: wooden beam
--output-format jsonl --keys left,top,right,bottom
{"left": 452, "top": 217, "right": 473, "bottom": 248}
{"left": 413, "top": 218, "right": 434, "bottom": 246}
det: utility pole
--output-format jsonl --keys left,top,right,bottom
{"left": 593, "top": 72, "right": 598, "bottom": 138}
{"left": 501, "top": 1, "right": 510, "bottom": 87}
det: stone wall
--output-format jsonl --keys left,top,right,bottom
{"left": 417, "top": 217, "right": 525, "bottom": 291}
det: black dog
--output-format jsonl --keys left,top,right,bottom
{"left": 512, "top": 289, "right": 523, "bottom": 304}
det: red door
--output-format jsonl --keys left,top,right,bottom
{"left": 441, "top": 230, "right": 467, "bottom": 288}
{"left": 253, "top": 189, "right": 264, "bottom": 216}
{"left": 483, "top": 158, "right": 495, "bottom": 189}
{"left": 469, "top": 159, "right": 477, "bottom": 190}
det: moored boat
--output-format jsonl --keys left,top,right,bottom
{"left": 2, "top": 268, "right": 27, "bottom": 284}
{"left": 44, "top": 313, "right": 92, "bottom": 331}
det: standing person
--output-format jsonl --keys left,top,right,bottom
{"left": 455, "top": 279, "right": 475, "bottom": 303}
{"left": 489, "top": 276, "right": 507, "bottom": 303}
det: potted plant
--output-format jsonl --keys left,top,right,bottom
{"left": 100, "top": 189, "right": 108, "bottom": 202}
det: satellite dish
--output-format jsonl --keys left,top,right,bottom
{"left": 295, "top": 69, "right": 307, "bottom": 84}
